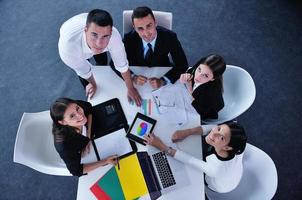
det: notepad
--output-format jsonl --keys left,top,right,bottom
{"left": 81, "top": 129, "right": 134, "bottom": 164}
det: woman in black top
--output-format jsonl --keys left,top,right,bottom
{"left": 50, "top": 97, "right": 117, "bottom": 177}
{"left": 180, "top": 54, "right": 226, "bottom": 120}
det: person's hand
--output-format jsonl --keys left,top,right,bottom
{"left": 149, "top": 77, "right": 164, "bottom": 89}
{"left": 86, "top": 83, "right": 96, "bottom": 99}
{"left": 144, "top": 133, "right": 167, "bottom": 151}
{"left": 105, "top": 155, "right": 118, "bottom": 165}
{"left": 81, "top": 141, "right": 91, "bottom": 157}
{"left": 133, "top": 75, "right": 148, "bottom": 86}
{"left": 127, "top": 87, "right": 142, "bottom": 106}
{"left": 180, "top": 73, "right": 193, "bottom": 84}
{"left": 171, "top": 130, "right": 190, "bottom": 143}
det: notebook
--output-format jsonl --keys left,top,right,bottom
{"left": 81, "top": 98, "right": 137, "bottom": 164}
{"left": 91, "top": 98, "right": 129, "bottom": 138}
{"left": 81, "top": 128, "right": 135, "bottom": 164}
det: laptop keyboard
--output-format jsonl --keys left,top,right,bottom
{"left": 152, "top": 152, "right": 176, "bottom": 188}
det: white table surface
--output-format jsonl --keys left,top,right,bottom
{"left": 77, "top": 66, "right": 205, "bottom": 200}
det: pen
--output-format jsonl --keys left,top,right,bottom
{"left": 117, "top": 156, "right": 120, "bottom": 170}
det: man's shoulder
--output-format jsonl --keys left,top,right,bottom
{"left": 110, "top": 26, "right": 122, "bottom": 38}
{"left": 59, "top": 13, "right": 87, "bottom": 52}
{"left": 124, "top": 30, "right": 140, "bottom": 41}
{"left": 59, "top": 13, "right": 87, "bottom": 37}
{"left": 156, "top": 26, "right": 177, "bottom": 37}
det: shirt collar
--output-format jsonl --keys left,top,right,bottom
{"left": 142, "top": 35, "right": 157, "bottom": 51}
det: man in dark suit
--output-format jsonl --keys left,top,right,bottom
{"left": 112, "top": 6, "right": 188, "bottom": 89}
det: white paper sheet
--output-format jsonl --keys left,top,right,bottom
{"left": 94, "top": 128, "right": 133, "bottom": 160}
{"left": 81, "top": 129, "right": 133, "bottom": 164}
{"left": 152, "top": 82, "right": 191, "bottom": 125}
{"left": 81, "top": 142, "right": 98, "bottom": 164}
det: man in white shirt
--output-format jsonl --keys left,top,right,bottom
{"left": 58, "top": 9, "right": 141, "bottom": 106}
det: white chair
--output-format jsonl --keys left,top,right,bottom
{"left": 123, "top": 10, "right": 172, "bottom": 35}
{"left": 13, "top": 111, "right": 71, "bottom": 176}
{"left": 205, "top": 143, "right": 278, "bottom": 200}
{"left": 202, "top": 65, "right": 256, "bottom": 124}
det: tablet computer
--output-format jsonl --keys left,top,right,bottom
{"left": 126, "top": 113, "right": 157, "bottom": 145}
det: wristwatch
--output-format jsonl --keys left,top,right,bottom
{"left": 164, "top": 146, "right": 173, "bottom": 156}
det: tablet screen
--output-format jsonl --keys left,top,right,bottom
{"left": 126, "top": 113, "right": 157, "bottom": 145}
{"left": 132, "top": 118, "right": 154, "bottom": 138}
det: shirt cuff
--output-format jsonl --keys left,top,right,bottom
{"left": 175, "top": 150, "right": 202, "bottom": 170}
{"left": 175, "top": 150, "right": 192, "bottom": 163}
{"left": 115, "top": 65, "right": 129, "bottom": 73}
{"left": 79, "top": 70, "right": 92, "bottom": 80}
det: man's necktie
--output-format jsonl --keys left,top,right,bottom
{"left": 145, "top": 43, "right": 153, "bottom": 66}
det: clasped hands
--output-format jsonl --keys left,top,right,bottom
{"left": 133, "top": 75, "right": 165, "bottom": 89}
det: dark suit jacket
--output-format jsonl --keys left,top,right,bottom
{"left": 123, "top": 26, "right": 188, "bottom": 83}
{"left": 188, "top": 67, "right": 224, "bottom": 120}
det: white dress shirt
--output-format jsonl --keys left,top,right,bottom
{"left": 58, "top": 13, "right": 129, "bottom": 79}
{"left": 174, "top": 125, "right": 244, "bottom": 193}
{"left": 140, "top": 36, "right": 170, "bottom": 84}
{"left": 142, "top": 36, "right": 157, "bottom": 57}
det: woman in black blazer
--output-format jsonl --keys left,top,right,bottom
{"left": 50, "top": 97, "right": 117, "bottom": 176}
{"left": 180, "top": 54, "right": 226, "bottom": 120}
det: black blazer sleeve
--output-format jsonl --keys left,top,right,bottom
{"left": 162, "top": 29, "right": 188, "bottom": 83}
{"left": 55, "top": 133, "right": 89, "bottom": 177}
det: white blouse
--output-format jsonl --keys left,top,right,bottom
{"left": 174, "top": 125, "right": 244, "bottom": 193}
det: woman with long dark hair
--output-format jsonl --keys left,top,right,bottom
{"left": 180, "top": 54, "right": 226, "bottom": 120}
{"left": 50, "top": 97, "right": 117, "bottom": 176}
{"left": 144, "top": 121, "right": 247, "bottom": 193}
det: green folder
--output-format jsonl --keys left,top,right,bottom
{"left": 98, "top": 167, "right": 125, "bottom": 200}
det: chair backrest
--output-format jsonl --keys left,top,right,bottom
{"left": 123, "top": 10, "right": 172, "bottom": 36}
{"left": 205, "top": 143, "right": 278, "bottom": 200}
{"left": 202, "top": 65, "right": 256, "bottom": 124}
{"left": 13, "top": 111, "right": 71, "bottom": 176}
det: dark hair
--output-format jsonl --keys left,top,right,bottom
{"left": 50, "top": 97, "right": 78, "bottom": 143}
{"left": 191, "top": 54, "right": 226, "bottom": 79}
{"left": 224, "top": 122, "right": 247, "bottom": 156}
{"left": 131, "top": 6, "right": 155, "bottom": 22}
{"left": 86, "top": 9, "right": 113, "bottom": 27}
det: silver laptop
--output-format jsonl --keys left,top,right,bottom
{"left": 137, "top": 151, "right": 188, "bottom": 199}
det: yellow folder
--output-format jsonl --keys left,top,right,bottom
{"left": 115, "top": 154, "right": 148, "bottom": 200}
